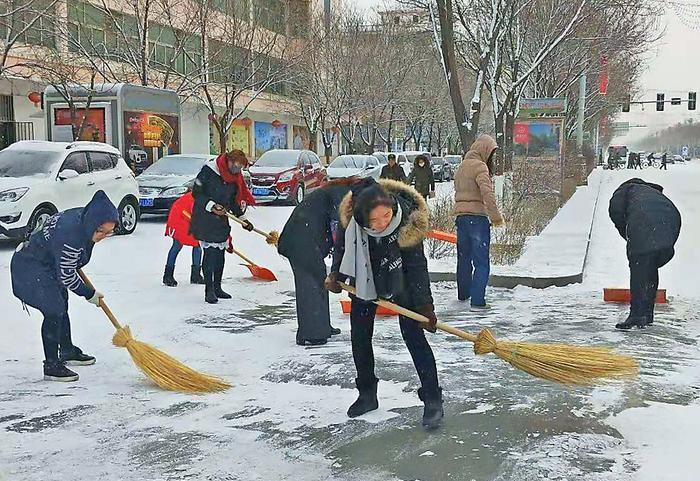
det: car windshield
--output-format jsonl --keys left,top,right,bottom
{"left": 373, "top": 153, "right": 388, "bottom": 164}
{"left": 330, "top": 156, "right": 365, "bottom": 168}
{"left": 445, "top": 156, "right": 461, "bottom": 165}
{"left": 141, "top": 156, "right": 208, "bottom": 176}
{"left": 432, "top": 158, "right": 444, "bottom": 166}
{"left": 255, "top": 151, "right": 299, "bottom": 167}
{"left": 0, "top": 149, "right": 59, "bottom": 178}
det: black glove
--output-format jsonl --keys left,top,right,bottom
{"left": 324, "top": 272, "right": 342, "bottom": 294}
{"left": 415, "top": 304, "right": 437, "bottom": 333}
{"left": 241, "top": 220, "right": 254, "bottom": 232}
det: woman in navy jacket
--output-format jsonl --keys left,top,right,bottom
{"left": 11, "top": 190, "right": 119, "bottom": 382}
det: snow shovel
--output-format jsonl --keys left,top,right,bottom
{"left": 338, "top": 282, "right": 638, "bottom": 386}
{"left": 229, "top": 246, "right": 278, "bottom": 282}
{"left": 183, "top": 211, "right": 276, "bottom": 281}
{"left": 428, "top": 229, "right": 457, "bottom": 244}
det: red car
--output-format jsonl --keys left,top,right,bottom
{"left": 249, "top": 149, "right": 326, "bottom": 205}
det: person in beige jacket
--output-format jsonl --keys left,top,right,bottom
{"left": 453, "top": 134, "right": 504, "bottom": 308}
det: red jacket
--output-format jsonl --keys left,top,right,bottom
{"left": 165, "top": 193, "right": 199, "bottom": 247}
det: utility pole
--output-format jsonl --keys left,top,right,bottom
{"left": 576, "top": 74, "right": 586, "bottom": 150}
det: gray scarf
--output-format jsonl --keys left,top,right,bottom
{"left": 340, "top": 203, "right": 403, "bottom": 300}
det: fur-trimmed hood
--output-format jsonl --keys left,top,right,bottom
{"left": 338, "top": 178, "right": 429, "bottom": 248}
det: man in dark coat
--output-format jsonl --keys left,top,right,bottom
{"left": 407, "top": 154, "right": 435, "bottom": 199}
{"left": 380, "top": 154, "right": 407, "bottom": 182}
{"left": 325, "top": 178, "right": 443, "bottom": 430}
{"left": 277, "top": 179, "right": 360, "bottom": 345}
{"left": 11, "top": 190, "right": 119, "bottom": 382}
{"left": 190, "top": 151, "right": 254, "bottom": 304}
{"left": 608, "top": 178, "right": 681, "bottom": 329}
{"left": 660, "top": 153, "right": 668, "bottom": 170}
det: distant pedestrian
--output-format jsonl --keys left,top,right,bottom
{"left": 380, "top": 153, "right": 407, "bottom": 183}
{"left": 635, "top": 152, "right": 642, "bottom": 169}
{"left": 627, "top": 153, "right": 634, "bottom": 169}
{"left": 660, "top": 153, "right": 668, "bottom": 170}
{"left": 277, "top": 179, "right": 360, "bottom": 346}
{"left": 407, "top": 154, "right": 435, "bottom": 199}
{"left": 608, "top": 178, "right": 681, "bottom": 329}
{"left": 453, "top": 134, "right": 504, "bottom": 309}
{"left": 10, "top": 191, "right": 118, "bottom": 382}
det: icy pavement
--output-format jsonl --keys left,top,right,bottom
{"left": 1, "top": 164, "right": 699, "bottom": 480}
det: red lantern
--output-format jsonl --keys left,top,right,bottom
{"left": 599, "top": 55, "right": 609, "bottom": 96}
{"left": 208, "top": 113, "right": 218, "bottom": 122}
{"left": 240, "top": 117, "right": 253, "bottom": 127}
{"left": 271, "top": 119, "right": 282, "bottom": 128}
{"left": 27, "top": 91, "right": 42, "bottom": 106}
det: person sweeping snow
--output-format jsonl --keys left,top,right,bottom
{"left": 190, "top": 150, "right": 256, "bottom": 304}
{"left": 324, "top": 178, "right": 444, "bottom": 430}
{"left": 277, "top": 179, "right": 359, "bottom": 346}
{"left": 10, "top": 190, "right": 119, "bottom": 382}
{"left": 608, "top": 178, "right": 681, "bottom": 329}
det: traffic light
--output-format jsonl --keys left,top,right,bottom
{"left": 622, "top": 95, "right": 630, "bottom": 112}
{"left": 689, "top": 92, "right": 697, "bottom": 110}
{"left": 656, "top": 93, "right": 665, "bottom": 111}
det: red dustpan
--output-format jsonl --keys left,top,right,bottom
{"left": 230, "top": 247, "right": 278, "bottom": 282}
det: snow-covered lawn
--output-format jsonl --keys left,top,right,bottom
{"left": 1, "top": 163, "right": 699, "bottom": 480}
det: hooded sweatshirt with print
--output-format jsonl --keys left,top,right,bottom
{"left": 11, "top": 190, "right": 119, "bottom": 316}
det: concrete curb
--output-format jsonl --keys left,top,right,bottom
{"left": 427, "top": 171, "right": 603, "bottom": 289}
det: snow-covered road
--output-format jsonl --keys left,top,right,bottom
{"left": 1, "top": 165, "right": 698, "bottom": 480}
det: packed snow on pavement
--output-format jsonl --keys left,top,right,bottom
{"left": 1, "top": 164, "right": 699, "bottom": 481}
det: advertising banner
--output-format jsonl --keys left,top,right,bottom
{"left": 123, "top": 111, "right": 180, "bottom": 173}
{"left": 513, "top": 118, "right": 565, "bottom": 195}
{"left": 255, "top": 121, "right": 288, "bottom": 158}
{"left": 292, "top": 125, "right": 310, "bottom": 150}
{"left": 53, "top": 107, "right": 106, "bottom": 142}
{"left": 210, "top": 121, "right": 252, "bottom": 156}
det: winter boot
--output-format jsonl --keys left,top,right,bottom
{"left": 330, "top": 326, "right": 341, "bottom": 336}
{"left": 190, "top": 265, "right": 205, "bottom": 285}
{"left": 418, "top": 387, "right": 444, "bottom": 430}
{"left": 213, "top": 265, "right": 232, "bottom": 299}
{"left": 470, "top": 303, "right": 491, "bottom": 312}
{"left": 296, "top": 338, "right": 328, "bottom": 346}
{"left": 347, "top": 378, "right": 379, "bottom": 418}
{"left": 163, "top": 266, "right": 177, "bottom": 287}
{"left": 615, "top": 315, "right": 651, "bottom": 330}
{"left": 43, "top": 360, "right": 79, "bottom": 382}
{"left": 204, "top": 268, "right": 218, "bottom": 304}
{"left": 59, "top": 346, "right": 96, "bottom": 366}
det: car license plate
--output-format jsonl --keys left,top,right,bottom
{"left": 139, "top": 198, "right": 154, "bottom": 207}
{"left": 252, "top": 188, "right": 269, "bottom": 196}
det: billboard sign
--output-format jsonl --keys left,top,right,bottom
{"left": 518, "top": 98, "right": 567, "bottom": 118}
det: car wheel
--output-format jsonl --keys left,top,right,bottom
{"left": 115, "top": 198, "right": 139, "bottom": 235}
{"left": 293, "top": 183, "right": 305, "bottom": 206}
{"left": 28, "top": 206, "right": 56, "bottom": 235}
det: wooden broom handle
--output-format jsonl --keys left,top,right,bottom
{"left": 225, "top": 212, "right": 275, "bottom": 241}
{"left": 338, "top": 282, "right": 477, "bottom": 343}
{"left": 78, "top": 269, "right": 123, "bottom": 331}
{"left": 230, "top": 247, "right": 255, "bottom": 266}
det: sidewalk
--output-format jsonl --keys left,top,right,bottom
{"left": 429, "top": 169, "right": 603, "bottom": 288}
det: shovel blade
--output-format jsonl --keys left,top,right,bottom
{"left": 242, "top": 263, "right": 278, "bottom": 282}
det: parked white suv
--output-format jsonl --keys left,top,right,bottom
{"left": 0, "top": 141, "right": 140, "bottom": 239}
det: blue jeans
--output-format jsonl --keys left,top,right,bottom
{"left": 166, "top": 239, "right": 202, "bottom": 268}
{"left": 456, "top": 215, "right": 491, "bottom": 305}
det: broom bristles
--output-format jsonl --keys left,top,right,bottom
{"left": 112, "top": 326, "right": 231, "bottom": 393}
{"left": 267, "top": 230, "right": 280, "bottom": 245}
{"left": 473, "top": 328, "right": 639, "bottom": 385}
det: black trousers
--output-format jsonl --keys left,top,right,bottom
{"left": 202, "top": 247, "right": 225, "bottom": 286}
{"left": 290, "top": 257, "right": 332, "bottom": 342}
{"left": 350, "top": 296, "right": 439, "bottom": 395}
{"left": 629, "top": 248, "right": 674, "bottom": 319}
{"left": 40, "top": 289, "right": 73, "bottom": 361}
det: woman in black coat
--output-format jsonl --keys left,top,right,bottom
{"left": 608, "top": 178, "right": 681, "bottom": 329}
{"left": 190, "top": 150, "right": 255, "bottom": 304}
{"left": 325, "top": 178, "right": 443, "bottom": 430}
{"left": 407, "top": 154, "right": 435, "bottom": 199}
{"left": 277, "top": 178, "right": 360, "bottom": 345}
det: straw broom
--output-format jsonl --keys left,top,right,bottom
{"left": 339, "top": 283, "right": 638, "bottom": 385}
{"left": 78, "top": 270, "right": 231, "bottom": 393}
